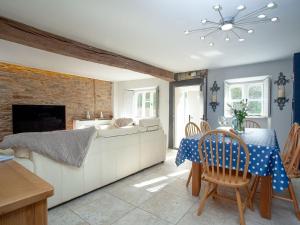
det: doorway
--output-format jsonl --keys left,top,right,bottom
{"left": 169, "top": 78, "right": 207, "bottom": 149}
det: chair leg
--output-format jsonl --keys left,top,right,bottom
{"left": 248, "top": 176, "right": 260, "bottom": 210}
{"left": 288, "top": 181, "right": 300, "bottom": 220}
{"left": 186, "top": 168, "right": 192, "bottom": 187}
{"left": 197, "top": 183, "right": 211, "bottom": 216}
{"left": 236, "top": 188, "right": 246, "bottom": 225}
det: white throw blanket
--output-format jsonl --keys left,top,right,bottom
{"left": 0, "top": 127, "right": 96, "bottom": 167}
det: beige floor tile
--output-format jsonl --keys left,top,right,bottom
{"left": 139, "top": 190, "right": 194, "bottom": 224}
{"left": 112, "top": 208, "right": 172, "bottom": 225}
{"left": 49, "top": 205, "right": 88, "bottom": 225}
{"left": 72, "top": 192, "right": 135, "bottom": 225}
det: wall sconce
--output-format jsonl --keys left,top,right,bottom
{"left": 274, "top": 72, "right": 289, "bottom": 110}
{"left": 209, "top": 81, "right": 220, "bottom": 112}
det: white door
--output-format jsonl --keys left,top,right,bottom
{"left": 174, "top": 85, "right": 204, "bottom": 148}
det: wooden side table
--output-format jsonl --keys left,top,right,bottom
{"left": 0, "top": 160, "right": 53, "bottom": 225}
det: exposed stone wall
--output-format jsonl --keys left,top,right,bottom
{"left": 175, "top": 69, "right": 208, "bottom": 81}
{"left": 0, "top": 62, "right": 112, "bottom": 140}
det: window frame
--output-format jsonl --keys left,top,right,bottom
{"left": 131, "top": 87, "right": 159, "bottom": 119}
{"left": 224, "top": 76, "right": 270, "bottom": 118}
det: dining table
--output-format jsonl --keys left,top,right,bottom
{"left": 175, "top": 127, "right": 289, "bottom": 219}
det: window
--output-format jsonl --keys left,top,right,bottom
{"left": 132, "top": 87, "right": 158, "bottom": 118}
{"left": 224, "top": 76, "right": 270, "bottom": 118}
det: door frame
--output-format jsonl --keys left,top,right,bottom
{"left": 169, "top": 77, "right": 207, "bottom": 149}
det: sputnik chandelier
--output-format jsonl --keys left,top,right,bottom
{"left": 184, "top": 2, "right": 279, "bottom": 46}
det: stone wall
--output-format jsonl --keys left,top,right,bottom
{"left": 0, "top": 62, "right": 112, "bottom": 140}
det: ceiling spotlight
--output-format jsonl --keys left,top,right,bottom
{"left": 201, "top": 19, "right": 207, "bottom": 24}
{"left": 271, "top": 17, "right": 279, "bottom": 22}
{"left": 209, "top": 42, "right": 214, "bottom": 46}
{"left": 258, "top": 14, "right": 266, "bottom": 19}
{"left": 267, "top": 2, "right": 276, "bottom": 8}
{"left": 221, "top": 23, "right": 233, "bottom": 31}
{"left": 238, "top": 38, "right": 245, "bottom": 42}
{"left": 184, "top": 30, "right": 190, "bottom": 35}
{"left": 200, "top": 36, "right": 205, "bottom": 40}
{"left": 213, "top": 5, "right": 222, "bottom": 11}
{"left": 225, "top": 37, "right": 230, "bottom": 42}
{"left": 237, "top": 5, "right": 246, "bottom": 11}
{"left": 248, "top": 29, "right": 254, "bottom": 34}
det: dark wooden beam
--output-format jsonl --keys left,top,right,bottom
{"left": 0, "top": 16, "right": 174, "bottom": 81}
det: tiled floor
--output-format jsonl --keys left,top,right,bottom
{"left": 48, "top": 150, "right": 300, "bottom": 225}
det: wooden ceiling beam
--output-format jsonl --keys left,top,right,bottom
{"left": 0, "top": 16, "right": 174, "bottom": 81}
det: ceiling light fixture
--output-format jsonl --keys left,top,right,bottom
{"left": 258, "top": 14, "right": 266, "bottom": 19}
{"left": 237, "top": 5, "right": 246, "bottom": 11}
{"left": 184, "top": 2, "right": 279, "bottom": 46}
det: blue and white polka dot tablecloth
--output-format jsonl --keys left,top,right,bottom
{"left": 175, "top": 128, "right": 289, "bottom": 192}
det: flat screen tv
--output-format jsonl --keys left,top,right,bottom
{"left": 12, "top": 105, "right": 66, "bottom": 134}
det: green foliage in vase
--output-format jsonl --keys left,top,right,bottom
{"left": 227, "top": 99, "right": 248, "bottom": 122}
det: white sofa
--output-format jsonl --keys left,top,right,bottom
{"left": 17, "top": 124, "right": 166, "bottom": 208}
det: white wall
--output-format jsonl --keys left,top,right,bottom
{"left": 207, "top": 58, "right": 293, "bottom": 148}
{"left": 113, "top": 78, "right": 170, "bottom": 141}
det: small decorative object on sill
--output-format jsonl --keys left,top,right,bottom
{"left": 274, "top": 72, "right": 289, "bottom": 110}
{"left": 209, "top": 81, "right": 220, "bottom": 112}
{"left": 100, "top": 111, "right": 104, "bottom": 119}
{"left": 228, "top": 99, "right": 248, "bottom": 133}
{"left": 86, "top": 111, "right": 91, "bottom": 120}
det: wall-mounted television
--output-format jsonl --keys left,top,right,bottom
{"left": 12, "top": 105, "right": 66, "bottom": 134}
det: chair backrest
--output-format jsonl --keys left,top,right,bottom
{"left": 199, "top": 120, "right": 211, "bottom": 135}
{"left": 198, "top": 130, "right": 250, "bottom": 183}
{"left": 282, "top": 123, "right": 300, "bottom": 176}
{"left": 245, "top": 120, "right": 261, "bottom": 128}
{"left": 185, "top": 122, "right": 201, "bottom": 137}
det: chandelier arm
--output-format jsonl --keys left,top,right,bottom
{"left": 235, "top": 6, "right": 268, "bottom": 23}
{"left": 217, "top": 9, "right": 225, "bottom": 23}
{"left": 234, "top": 26, "right": 249, "bottom": 32}
{"left": 235, "top": 19, "right": 271, "bottom": 26}
{"left": 204, "top": 28, "right": 220, "bottom": 38}
{"left": 188, "top": 26, "right": 220, "bottom": 33}
{"left": 205, "top": 20, "right": 220, "bottom": 25}
{"left": 230, "top": 30, "right": 241, "bottom": 39}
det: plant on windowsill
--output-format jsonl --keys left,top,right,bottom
{"left": 227, "top": 99, "right": 248, "bottom": 133}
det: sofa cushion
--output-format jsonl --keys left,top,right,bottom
{"left": 97, "top": 126, "right": 139, "bottom": 137}
{"left": 114, "top": 118, "right": 133, "bottom": 128}
{"left": 139, "top": 118, "right": 160, "bottom": 127}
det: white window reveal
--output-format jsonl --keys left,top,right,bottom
{"left": 131, "top": 87, "right": 159, "bottom": 118}
{"left": 224, "top": 76, "right": 271, "bottom": 118}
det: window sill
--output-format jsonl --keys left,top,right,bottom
{"left": 224, "top": 116, "right": 269, "bottom": 119}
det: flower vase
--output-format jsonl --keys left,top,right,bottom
{"left": 236, "top": 119, "right": 245, "bottom": 133}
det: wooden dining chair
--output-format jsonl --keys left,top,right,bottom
{"left": 200, "top": 120, "right": 211, "bottom": 134}
{"left": 245, "top": 120, "right": 261, "bottom": 128}
{"left": 197, "top": 130, "right": 251, "bottom": 225}
{"left": 249, "top": 123, "right": 300, "bottom": 220}
{"left": 185, "top": 122, "right": 201, "bottom": 187}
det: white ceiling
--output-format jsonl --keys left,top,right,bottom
{"left": 0, "top": 0, "right": 299, "bottom": 75}
{"left": 0, "top": 40, "right": 152, "bottom": 81}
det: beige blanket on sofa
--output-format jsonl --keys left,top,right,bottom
{"left": 0, "top": 127, "right": 96, "bottom": 167}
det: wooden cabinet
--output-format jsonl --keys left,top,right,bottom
{"left": 0, "top": 161, "right": 53, "bottom": 225}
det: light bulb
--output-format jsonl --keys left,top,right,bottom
{"left": 200, "top": 36, "right": 205, "bottom": 40}
{"left": 225, "top": 37, "right": 230, "bottom": 42}
{"left": 213, "top": 5, "right": 222, "bottom": 11}
{"left": 201, "top": 19, "right": 207, "bottom": 24}
{"left": 238, "top": 38, "right": 245, "bottom": 42}
{"left": 248, "top": 29, "right": 254, "bottom": 34}
{"left": 209, "top": 42, "right": 214, "bottom": 46}
{"left": 267, "top": 2, "right": 276, "bottom": 8}
{"left": 184, "top": 30, "right": 190, "bottom": 35}
{"left": 237, "top": 5, "right": 246, "bottom": 11}
{"left": 258, "top": 14, "right": 266, "bottom": 19}
{"left": 271, "top": 17, "right": 279, "bottom": 22}
{"left": 221, "top": 23, "right": 233, "bottom": 31}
